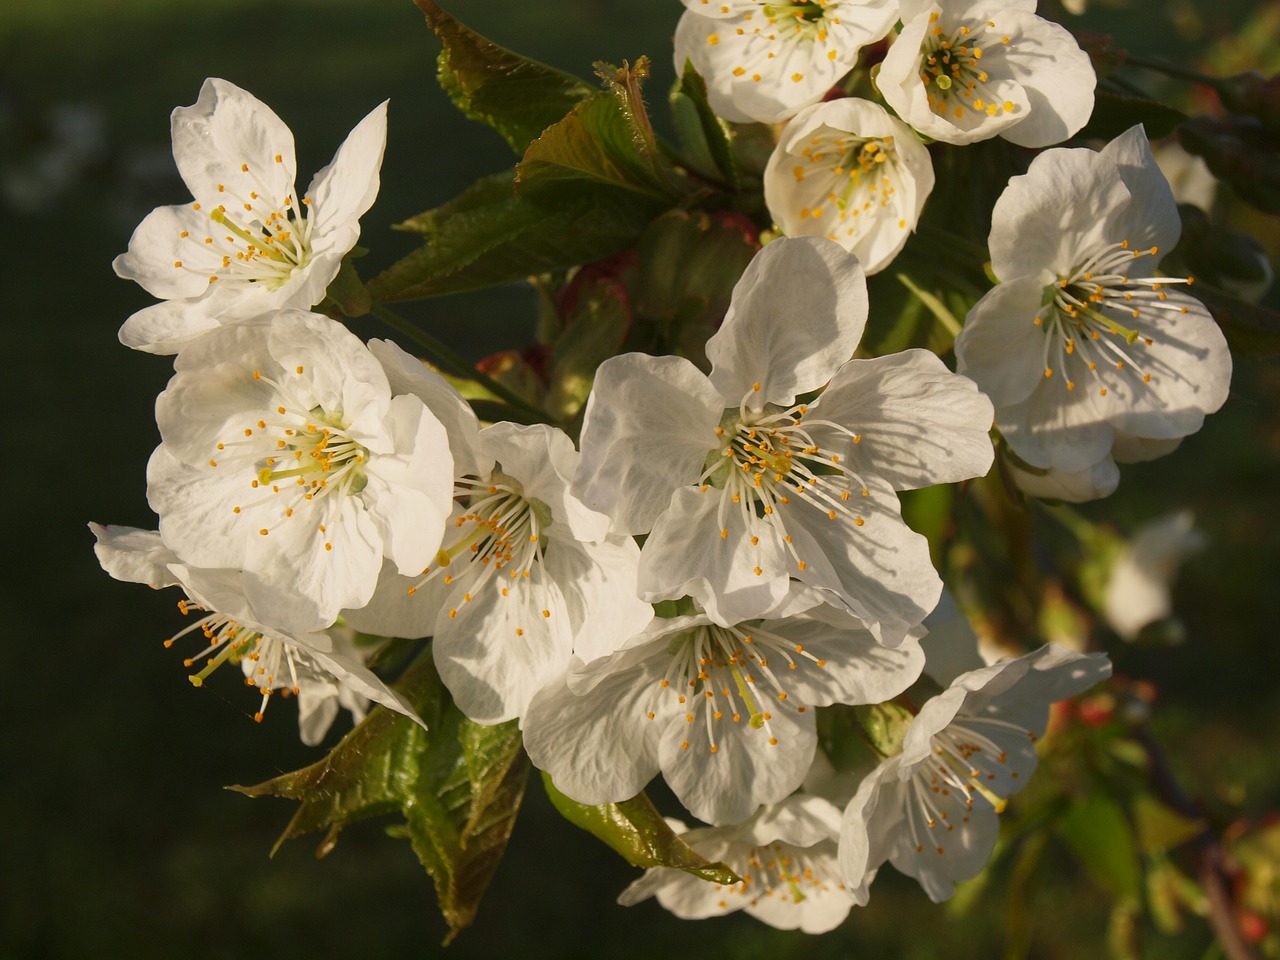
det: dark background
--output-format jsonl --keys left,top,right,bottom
{"left": 3, "top": 0, "right": 1278, "bottom": 957}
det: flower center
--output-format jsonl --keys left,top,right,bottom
{"left": 905, "top": 715, "right": 1037, "bottom": 857}
{"left": 210, "top": 367, "right": 369, "bottom": 548}
{"left": 648, "top": 622, "right": 827, "bottom": 752}
{"left": 173, "top": 157, "right": 313, "bottom": 290}
{"left": 721, "top": 840, "right": 843, "bottom": 906}
{"left": 792, "top": 134, "right": 901, "bottom": 231}
{"left": 919, "top": 13, "right": 1016, "bottom": 121}
{"left": 697, "top": 393, "right": 869, "bottom": 576}
{"left": 406, "top": 473, "right": 545, "bottom": 615}
{"left": 1035, "top": 240, "right": 1196, "bottom": 397}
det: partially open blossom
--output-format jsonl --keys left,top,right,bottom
{"left": 90, "top": 523, "right": 422, "bottom": 739}
{"left": 573, "top": 236, "right": 994, "bottom": 641}
{"left": 524, "top": 588, "right": 924, "bottom": 825}
{"left": 114, "top": 78, "right": 386, "bottom": 354}
{"left": 342, "top": 340, "right": 653, "bottom": 725}
{"left": 764, "top": 98, "right": 935, "bottom": 274}
{"left": 878, "top": 0, "right": 1094, "bottom": 148}
{"left": 838, "top": 643, "right": 1111, "bottom": 903}
{"left": 618, "top": 795, "right": 854, "bottom": 933}
{"left": 146, "top": 311, "right": 454, "bottom": 633}
{"left": 673, "top": 0, "right": 899, "bottom": 124}
{"left": 956, "top": 126, "right": 1231, "bottom": 484}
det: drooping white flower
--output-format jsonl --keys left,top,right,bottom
{"left": 114, "top": 78, "right": 387, "bottom": 354}
{"left": 763, "top": 98, "right": 935, "bottom": 274}
{"left": 573, "top": 236, "right": 994, "bottom": 641}
{"left": 341, "top": 339, "right": 653, "bottom": 725}
{"left": 955, "top": 126, "right": 1232, "bottom": 483}
{"left": 877, "top": 0, "right": 1095, "bottom": 148}
{"left": 90, "top": 523, "right": 422, "bottom": 738}
{"left": 523, "top": 588, "right": 925, "bottom": 826}
{"left": 618, "top": 795, "right": 854, "bottom": 933}
{"left": 146, "top": 310, "right": 454, "bottom": 634}
{"left": 838, "top": 643, "right": 1111, "bottom": 903}
{"left": 673, "top": 0, "right": 899, "bottom": 124}
{"left": 1104, "top": 510, "right": 1205, "bottom": 641}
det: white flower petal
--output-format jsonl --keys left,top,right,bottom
{"left": 306, "top": 100, "right": 387, "bottom": 238}
{"left": 956, "top": 277, "right": 1057, "bottom": 408}
{"left": 573, "top": 353, "right": 724, "bottom": 535}
{"left": 707, "top": 236, "right": 868, "bottom": 410}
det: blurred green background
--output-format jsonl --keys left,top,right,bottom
{"left": 4, "top": 0, "right": 1279, "bottom": 957}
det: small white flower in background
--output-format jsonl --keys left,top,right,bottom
{"left": 1104, "top": 511, "right": 1206, "bottom": 641}
{"left": 573, "top": 236, "right": 994, "bottom": 642}
{"left": 1005, "top": 454, "right": 1121, "bottom": 504}
{"left": 673, "top": 0, "right": 899, "bottom": 124}
{"left": 146, "top": 310, "right": 454, "bottom": 634}
{"left": 838, "top": 643, "right": 1111, "bottom": 903}
{"left": 878, "top": 0, "right": 1095, "bottom": 148}
{"left": 113, "top": 78, "right": 387, "bottom": 354}
{"left": 618, "top": 795, "right": 854, "bottom": 933}
{"left": 763, "top": 98, "right": 935, "bottom": 274}
{"left": 342, "top": 340, "right": 653, "bottom": 725}
{"left": 523, "top": 587, "right": 924, "bottom": 825}
{"left": 955, "top": 126, "right": 1232, "bottom": 485}
{"left": 90, "top": 524, "right": 423, "bottom": 740}
{"left": 1153, "top": 140, "right": 1217, "bottom": 214}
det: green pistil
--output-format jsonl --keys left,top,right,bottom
{"left": 728, "top": 660, "right": 766, "bottom": 729}
{"left": 188, "top": 628, "right": 250, "bottom": 687}
{"left": 210, "top": 207, "right": 288, "bottom": 263}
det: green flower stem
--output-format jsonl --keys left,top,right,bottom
{"left": 368, "top": 303, "right": 550, "bottom": 424}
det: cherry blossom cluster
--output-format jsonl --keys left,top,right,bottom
{"left": 91, "top": 0, "right": 1244, "bottom": 933}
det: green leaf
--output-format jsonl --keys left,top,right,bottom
{"left": 517, "top": 90, "right": 676, "bottom": 201}
{"left": 542, "top": 773, "right": 742, "bottom": 886}
{"left": 1132, "top": 793, "right": 1205, "bottom": 854}
{"left": 412, "top": 0, "right": 595, "bottom": 153}
{"left": 324, "top": 255, "right": 372, "bottom": 318}
{"left": 368, "top": 170, "right": 663, "bottom": 301}
{"left": 671, "top": 61, "right": 739, "bottom": 189}
{"left": 232, "top": 650, "right": 529, "bottom": 943}
{"left": 545, "top": 272, "right": 631, "bottom": 422}
{"left": 1056, "top": 789, "right": 1142, "bottom": 900}
{"left": 1078, "top": 88, "right": 1187, "bottom": 142}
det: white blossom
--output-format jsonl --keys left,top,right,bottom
{"left": 114, "top": 78, "right": 386, "bottom": 354}
{"left": 838, "top": 643, "right": 1111, "bottom": 903}
{"left": 764, "top": 98, "right": 935, "bottom": 274}
{"left": 146, "top": 310, "right": 454, "bottom": 634}
{"left": 955, "top": 126, "right": 1231, "bottom": 486}
{"left": 618, "top": 795, "right": 854, "bottom": 933}
{"left": 524, "top": 588, "right": 924, "bottom": 826}
{"left": 573, "top": 236, "right": 994, "bottom": 641}
{"left": 878, "top": 0, "right": 1095, "bottom": 148}
{"left": 90, "top": 523, "right": 422, "bottom": 738}
{"left": 673, "top": 0, "right": 899, "bottom": 124}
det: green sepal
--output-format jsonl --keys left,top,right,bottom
{"left": 230, "top": 649, "right": 529, "bottom": 944}
{"left": 413, "top": 0, "right": 595, "bottom": 154}
{"left": 325, "top": 255, "right": 372, "bottom": 318}
{"left": 541, "top": 773, "right": 742, "bottom": 886}
{"left": 670, "top": 60, "right": 739, "bottom": 190}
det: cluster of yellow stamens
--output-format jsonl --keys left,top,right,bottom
{"left": 168, "top": 597, "right": 299, "bottom": 724}
{"left": 406, "top": 476, "right": 544, "bottom": 630}
{"left": 792, "top": 132, "right": 906, "bottom": 240}
{"left": 211, "top": 367, "right": 368, "bottom": 552}
{"left": 919, "top": 13, "right": 1016, "bottom": 121}
{"left": 172, "top": 155, "right": 312, "bottom": 288}
{"left": 711, "top": 840, "right": 845, "bottom": 910}
{"left": 1036, "top": 240, "right": 1195, "bottom": 396}
{"left": 906, "top": 716, "right": 1035, "bottom": 857}
{"left": 698, "top": 391, "right": 869, "bottom": 577}
{"left": 649, "top": 623, "right": 827, "bottom": 753}
{"left": 711, "top": 0, "right": 841, "bottom": 84}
